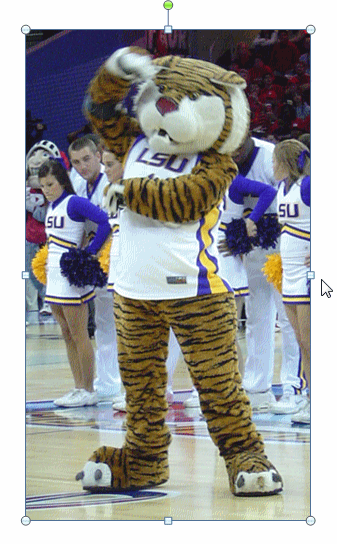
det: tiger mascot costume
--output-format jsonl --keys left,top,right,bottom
{"left": 76, "top": 47, "right": 283, "bottom": 497}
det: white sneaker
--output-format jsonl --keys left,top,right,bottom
{"left": 39, "top": 302, "right": 52, "bottom": 316}
{"left": 94, "top": 379, "right": 123, "bottom": 401}
{"left": 112, "top": 395, "right": 127, "bottom": 412}
{"left": 291, "top": 401, "right": 310, "bottom": 424}
{"left": 183, "top": 389, "right": 200, "bottom": 408}
{"left": 271, "top": 393, "right": 308, "bottom": 415}
{"left": 54, "top": 388, "right": 98, "bottom": 407}
{"left": 246, "top": 389, "right": 276, "bottom": 413}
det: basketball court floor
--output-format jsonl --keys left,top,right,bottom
{"left": 25, "top": 312, "right": 310, "bottom": 521}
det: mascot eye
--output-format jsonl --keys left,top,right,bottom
{"left": 158, "top": 84, "right": 166, "bottom": 93}
{"left": 190, "top": 92, "right": 200, "bottom": 101}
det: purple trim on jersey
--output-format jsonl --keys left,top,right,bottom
{"left": 196, "top": 217, "right": 211, "bottom": 295}
{"left": 282, "top": 223, "right": 310, "bottom": 240}
{"left": 301, "top": 176, "right": 310, "bottom": 206}
{"left": 196, "top": 216, "right": 231, "bottom": 296}
{"left": 87, "top": 172, "right": 104, "bottom": 200}
{"left": 130, "top": 134, "right": 147, "bottom": 153}
{"left": 238, "top": 146, "right": 260, "bottom": 177}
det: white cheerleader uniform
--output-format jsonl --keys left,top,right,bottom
{"left": 277, "top": 176, "right": 310, "bottom": 305}
{"left": 44, "top": 191, "right": 110, "bottom": 306}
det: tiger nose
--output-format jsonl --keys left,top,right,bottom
{"left": 156, "top": 97, "right": 178, "bottom": 116}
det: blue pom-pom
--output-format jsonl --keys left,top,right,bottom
{"left": 254, "top": 215, "right": 281, "bottom": 250}
{"left": 60, "top": 248, "right": 107, "bottom": 288}
{"left": 225, "top": 218, "right": 253, "bottom": 256}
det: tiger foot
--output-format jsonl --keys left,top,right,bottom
{"left": 226, "top": 452, "right": 283, "bottom": 497}
{"left": 76, "top": 446, "right": 169, "bottom": 493}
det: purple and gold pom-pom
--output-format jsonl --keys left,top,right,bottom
{"left": 261, "top": 253, "right": 282, "bottom": 293}
{"left": 60, "top": 248, "right": 107, "bottom": 288}
{"left": 31, "top": 244, "right": 48, "bottom": 285}
{"left": 225, "top": 218, "right": 253, "bottom": 256}
{"left": 253, "top": 215, "right": 281, "bottom": 250}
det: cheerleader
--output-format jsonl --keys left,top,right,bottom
{"left": 272, "top": 139, "right": 310, "bottom": 424}
{"left": 38, "top": 159, "right": 111, "bottom": 407}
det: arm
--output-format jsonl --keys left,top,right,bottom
{"left": 84, "top": 47, "right": 156, "bottom": 163}
{"left": 116, "top": 152, "right": 238, "bottom": 223}
{"left": 231, "top": 173, "right": 277, "bottom": 218}
{"left": 231, "top": 174, "right": 277, "bottom": 237}
{"left": 67, "top": 197, "right": 111, "bottom": 254}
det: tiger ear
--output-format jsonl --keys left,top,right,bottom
{"left": 210, "top": 71, "right": 247, "bottom": 90}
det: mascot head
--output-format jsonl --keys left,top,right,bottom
{"left": 27, "top": 140, "right": 61, "bottom": 176}
{"left": 133, "top": 55, "right": 250, "bottom": 156}
{"left": 26, "top": 140, "right": 61, "bottom": 188}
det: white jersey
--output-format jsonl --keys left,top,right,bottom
{"left": 45, "top": 194, "right": 94, "bottom": 304}
{"left": 277, "top": 177, "right": 310, "bottom": 304}
{"left": 45, "top": 194, "right": 84, "bottom": 259}
{"left": 69, "top": 167, "right": 87, "bottom": 195}
{"left": 277, "top": 177, "right": 310, "bottom": 258}
{"left": 241, "top": 138, "right": 277, "bottom": 215}
{"left": 217, "top": 191, "right": 248, "bottom": 297}
{"left": 113, "top": 135, "right": 232, "bottom": 300}
{"left": 82, "top": 171, "right": 109, "bottom": 239}
{"left": 218, "top": 190, "right": 244, "bottom": 237}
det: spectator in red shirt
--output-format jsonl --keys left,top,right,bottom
{"left": 270, "top": 30, "right": 300, "bottom": 83}
{"left": 251, "top": 101, "right": 280, "bottom": 138}
{"left": 248, "top": 56, "right": 273, "bottom": 86}
{"left": 291, "top": 92, "right": 310, "bottom": 134}
{"left": 259, "top": 73, "right": 284, "bottom": 105}
{"left": 288, "top": 61, "right": 310, "bottom": 103}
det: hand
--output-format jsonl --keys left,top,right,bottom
{"left": 245, "top": 218, "right": 257, "bottom": 238}
{"left": 218, "top": 238, "right": 232, "bottom": 257}
{"left": 304, "top": 254, "right": 310, "bottom": 268}
{"left": 103, "top": 183, "right": 125, "bottom": 216}
{"left": 105, "top": 47, "right": 159, "bottom": 82}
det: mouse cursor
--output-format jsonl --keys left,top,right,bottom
{"left": 321, "top": 280, "right": 333, "bottom": 298}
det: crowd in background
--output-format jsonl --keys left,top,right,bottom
{"left": 216, "top": 30, "right": 310, "bottom": 142}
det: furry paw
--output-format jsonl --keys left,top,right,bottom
{"left": 226, "top": 452, "right": 283, "bottom": 496}
{"left": 233, "top": 468, "right": 283, "bottom": 496}
{"left": 76, "top": 461, "right": 113, "bottom": 493}
{"left": 76, "top": 446, "right": 169, "bottom": 493}
{"left": 105, "top": 47, "right": 159, "bottom": 82}
{"left": 103, "top": 183, "right": 125, "bottom": 215}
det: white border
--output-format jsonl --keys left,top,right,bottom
{"left": 4, "top": 0, "right": 335, "bottom": 538}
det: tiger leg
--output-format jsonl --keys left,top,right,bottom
{"left": 167, "top": 293, "right": 283, "bottom": 496}
{"left": 77, "top": 294, "right": 171, "bottom": 492}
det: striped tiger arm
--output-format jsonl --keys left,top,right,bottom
{"left": 122, "top": 152, "right": 238, "bottom": 223}
{"left": 84, "top": 65, "right": 141, "bottom": 163}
